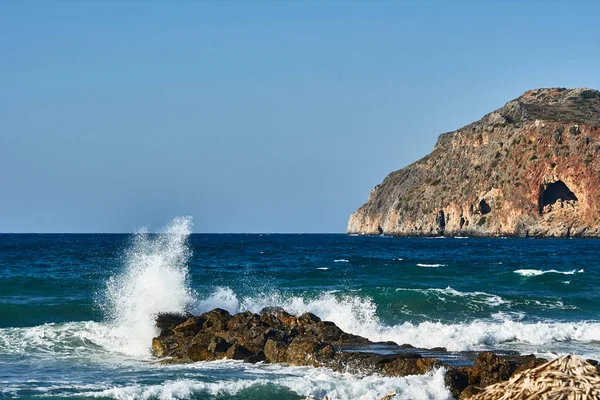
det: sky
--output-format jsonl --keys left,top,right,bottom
{"left": 1, "top": 1, "right": 599, "bottom": 233}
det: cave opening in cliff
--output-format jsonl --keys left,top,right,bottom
{"left": 479, "top": 199, "right": 492, "bottom": 215}
{"left": 538, "top": 180, "right": 578, "bottom": 214}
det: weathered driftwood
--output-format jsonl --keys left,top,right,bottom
{"left": 471, "top": 355, "right": 600, "bottom": 400}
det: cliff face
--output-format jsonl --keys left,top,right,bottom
{"left": 348, "top": 88, "right": 600, "bottom": 237}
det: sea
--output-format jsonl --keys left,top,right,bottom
{"left": 2, "top": 216, "right": 600, "bottom": 400}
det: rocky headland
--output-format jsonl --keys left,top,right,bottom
{"left": 152, "top": 308, "right": 556, "bottom": 399}
{"left": 348, "top": 88, "right": 600, "bottom": 237}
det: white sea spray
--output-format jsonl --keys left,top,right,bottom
{"left": 101, "top": 216, "right": 196, "bottom": 357}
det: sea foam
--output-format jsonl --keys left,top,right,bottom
{"left": 395, "top": 286, "right": 506, "bottom": 307}
{"left": 514, "top": 269, "right": 584, "bottom": 277}
{"left": 78, "top": 361, "right": 451, "bottom": 400}
{"left": 190, "top": 287, "right": 600, "bottom": 357}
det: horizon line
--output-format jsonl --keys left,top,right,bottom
{"left": 0, "top": 231, "right": 348, "bottom": 235}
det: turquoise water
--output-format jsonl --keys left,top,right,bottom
{"left": 2, "top": 217, "right": 600, "bottom": 399}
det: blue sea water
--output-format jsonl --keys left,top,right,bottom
{"left": 1, "top": 217, "right": 600, "bottom": 399}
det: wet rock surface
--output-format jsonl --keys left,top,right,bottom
{"left": 152, "top": 309, "right": 553, "bottom": 399}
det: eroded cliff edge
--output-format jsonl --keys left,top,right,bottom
{"left": 348, "top": 88, "right": 600, "bottom": 237}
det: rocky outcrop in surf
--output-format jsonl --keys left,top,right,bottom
{"left": 152, "top": 308, "right": 548, "bottom": 399}
{"left": 348, "top": 88, "right": 600, "bottom": 237}
{"left": 152, "top": 307, "right": 441, "bottom": 376}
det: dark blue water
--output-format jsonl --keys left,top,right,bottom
{"left": 1, "top": 218, "right": 600, "bottom": 399}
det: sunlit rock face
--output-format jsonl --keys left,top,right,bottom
{"left": 348, "top": 88, "right": 600, "bottom": 237}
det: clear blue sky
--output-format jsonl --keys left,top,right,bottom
{"left": 1, "top": 0, "right": 599, "bottom": 233}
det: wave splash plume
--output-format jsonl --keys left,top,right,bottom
{"left": 101, "top": 216, "right": 196, "bottom": 357}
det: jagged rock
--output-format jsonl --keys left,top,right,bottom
{"left": 152, "top": 309, "right": 553, "bottom": 399}
{"left": 348, "top": 87, "right": 600, "bottom": 237}
{"left": 153, "top": 309, "right": 442, "bottom": 377}
{"left": 472, "top": 352, "right": 520, "bottom": 387}
{"left": 155, "top": 312, "right": 191, "bottom": 334}
{"left": 457, "top": 352, "right": 546, "bottom": 398}
{"left": 445, "top": 367, "right": 470, "bottom": 398}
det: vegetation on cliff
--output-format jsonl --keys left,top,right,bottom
{"left": 348, "top": 88, "right": 600, "bottom": 237}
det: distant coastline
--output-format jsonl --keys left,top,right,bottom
{"left": 349, "top": 88, "right": 600, "bottom": 238}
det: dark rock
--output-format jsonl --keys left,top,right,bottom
{"left": 472, "top": 352, "right": 518, "bottom": 387}
{"left": 286, "top": 337, "right": 329, "bottom": 367}
{"left": 263, "top": 337, "right": 287, "bottom": 363}
{"left": 298, "top": 312, "right": 321, "bottom": 324}
{"left": 155, "top": 312, "right": 191, "bottom": 335}
{"left": 445, "top": 368, "right": 470, "bottom": 399}
{"left": 173, "top": 316, "right": 205, "bottom": 334}
{"left": 510, "top": 356, "right": 547, "bottom": 376}
{"left": 383, "top": 356, "right": 441, "bottom": 376}
{"left": 225, "top": 343, "right": 254, "bottom": 360}
{"left": 429, "top": 347, "right": 447, "bottom": 352}
{"left": 208, "top": 336, "right": 230, "bottom": 354}
{"left": 201, "top": 308, "right": 231, "bottom": 330}
{"left": 245, "top": 351, "right": 266, "bottom": 363}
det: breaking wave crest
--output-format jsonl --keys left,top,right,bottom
{"left": 192, "top": 287, "right": 600, "bottom": 357}
{"left": 395, "top": 286, "right": 505, "bottom": 307}
{"left": 514, "top": 269, "right": 585, "bottom": 277}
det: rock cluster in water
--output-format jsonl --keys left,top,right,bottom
{"left": 152, "top": 308, "right": 549, "bottom": 399}
{"left": 152, "top": 307, "right": 440, "bottom": 376}
{"left": 348, "top": 88, "right": 600, "bottom": 237}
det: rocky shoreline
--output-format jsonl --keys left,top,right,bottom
{"left": 152, "top": 308, "right": 558, "bottom": 399}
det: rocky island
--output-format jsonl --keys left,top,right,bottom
{"left": 348, "top": 88, "right": 600, "bottom": 237}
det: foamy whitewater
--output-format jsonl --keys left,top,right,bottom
{"left": 2, "top": 217, "right": 600, "bottom": 399}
